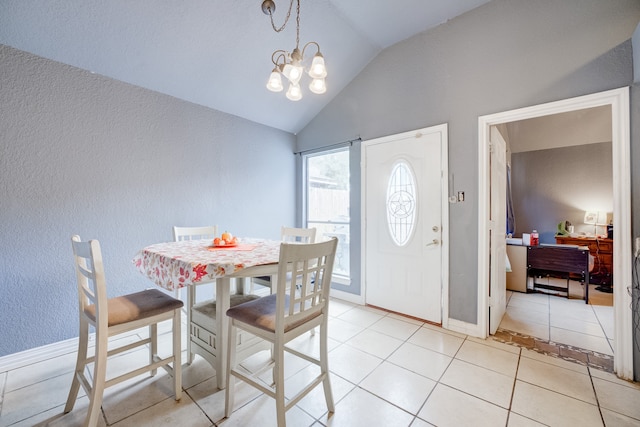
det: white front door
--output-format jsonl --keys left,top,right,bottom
{"left": 489, "top": 126, "right": 507, "bottom": 334}
{"left": 363, "top": 125, "right": 447, "bottom": 323}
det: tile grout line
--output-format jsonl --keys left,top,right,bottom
{"left": 504, "top": 348, "right": 523, "bottom": 427}
{"left": 586, "top": 365, "right": 608, "bottom": 426}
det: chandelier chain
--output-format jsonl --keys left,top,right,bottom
{"left": 295, "top": 0, "right": 300, "bottom": 49}
{"left": 268, "top": 0, "right": 295, "bottom": 33}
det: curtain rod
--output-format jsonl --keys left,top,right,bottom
{"left": 294, "top": 137, "right": 361, "bottom": 155}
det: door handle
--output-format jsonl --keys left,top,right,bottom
{"left": 426, "top": 239, "right": 439, "bottom": 247}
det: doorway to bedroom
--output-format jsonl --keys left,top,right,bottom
{"left": 477, "top": 87, "right": 633, "bottom": 379}
{"left": 497, "top": 107, "right": 614, "bottom": 359}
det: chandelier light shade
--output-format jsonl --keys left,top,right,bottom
{"left": 282, "top": 62, "right": 303, "bottom": 84}
{"left": 309, "top": 53, "right": 327, "bottom": 78}
{"left": 309, "top": 77, "right": 326, "bottom": 94}
{"left": 266, "top": 69, "right": 284, "bottom": 92}
{"left": 286, "top": 83, "right": 302, "bottom": 101}
{"left": 267, "top": 68, "right": 283, "bottom": 92}
{"left": 262, "top": 0, "right": 327, "bottom": 101}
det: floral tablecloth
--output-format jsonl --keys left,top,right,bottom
{"left": 133, "top": 238, "right": 281, "bottom": 291}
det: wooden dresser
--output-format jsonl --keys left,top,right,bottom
{"left": 555, "top": 236, "right": 613, "bottom": 286}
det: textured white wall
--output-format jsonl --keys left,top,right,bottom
{"left": 297, "top": 0, "right": 640, "bottom": 324}
{"left": 0, "top": 45, "right": 296, "bottom": 356}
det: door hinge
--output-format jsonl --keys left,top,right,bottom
{"left": 489, "top": 142, "right": 494, "bottom": 153}
{"left": 488, "top": 296, "right": 494, "bottom": 307}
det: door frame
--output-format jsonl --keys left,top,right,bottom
{"left": 477, "top": 87, "right": 633, "bottom": 380}
{"left": 361, "top": 124, "right": 450, "bottom": 324}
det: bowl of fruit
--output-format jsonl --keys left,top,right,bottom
{"left": 213, "top": 231, "right": 238, "bottom": 247}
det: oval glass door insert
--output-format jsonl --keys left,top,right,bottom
{"left": 386, "top": 160, "right": 417, "bottom": 246}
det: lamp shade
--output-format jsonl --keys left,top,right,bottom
{"left": 286, "top": 83, "right": 302, "bottom": 101}
{"left": 266, "top": 70, "right": 283, "bottom": 92}
{"left": 584, "top": 211, "right": 607, "bottom": 225}
{"left": 309, "top": 78, "right": 326, "bottom": 94}
{"left": 282, "top": 63, "right": 303, "bottom": 84}
{"left": 308, "top": 53, "right": 327, "bottom": 79}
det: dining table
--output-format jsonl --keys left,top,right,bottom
{"left": 132, "top": 237, "right": 281, "bottom": 389}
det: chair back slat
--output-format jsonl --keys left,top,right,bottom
{"left": 173, "top": 225, "right": 218, "bottom": 242}
{"left": 281, "top": 226, "right": 316, "bottom": 244}
{"left": 276, "top": 238, "right": 337, "bottom": 330}
{"left": 77, "top": 263, "right": 97, "bottom": 305}
{"left": 71, "top": 235, "right": 107, "bottom": 325}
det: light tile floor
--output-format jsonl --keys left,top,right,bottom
{"left": 1, "top": 297, "right": 638, "bottom": 427}
{"left": 498, "top": 281, "right": 615, "bottom": 371}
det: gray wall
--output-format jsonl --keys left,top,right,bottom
{"left": 297, "top": 0, "right": 640, "bottom": 325}
{"left": 0, "top": 45, "right": 296, "bottom": 356}
{"left": 511, "top": 142, "right": 613, "bottom": 244}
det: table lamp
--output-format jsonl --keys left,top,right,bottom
{"left": 584, "top": 211, "right": 607, "bottom": 237}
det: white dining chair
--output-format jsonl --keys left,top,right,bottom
{"left": 225, "top": 238, "right": 338, "bottom": 427}
{"left": 172, "top": 225, "right": 218, "bottom": 303}
{"left": 251, "top": 226, "right": 317, "bottom": 292}
{"left": 173, "top": 225, "right": 218, "bottom": 242}
{"left": 65, "top": 235, "right": 182, "bottom": 427}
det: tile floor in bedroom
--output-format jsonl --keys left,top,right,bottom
{"left": 498, "top": 281, "right": 615, "bottom": 364}
{"left": 1, "top": 297, "right": 639, "bottom": 427}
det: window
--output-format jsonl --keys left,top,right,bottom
{"left": 386, "top": 160, "right": 416, "bottom": 246}
{"left": 304, "top": 148, "right": 350, "bottom": 285}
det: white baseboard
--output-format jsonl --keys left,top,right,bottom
{"left": 0, "top": 329, "right": 143, "bottom": 372}
{"left": 0, "top": 336, "right": 82, "bottom": 372}
{"left": 331, "top": 289, "right": 364, "bottom": 305}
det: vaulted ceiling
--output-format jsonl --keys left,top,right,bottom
{"left": 0, "top": 0, "right": 491, "bottom": 133}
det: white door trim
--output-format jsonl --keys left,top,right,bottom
{"left": 361, "top": 124, "right": 450, "bottom": 325}
{"left": 477, "top": 87, "right": 633, "bottom": 380}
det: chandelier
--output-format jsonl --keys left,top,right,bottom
{"left": 261, "top": 0, "right": 327, "bottom": 101}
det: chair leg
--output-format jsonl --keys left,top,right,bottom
{"left": 150, "top": 323, "right": 158, "bottom": 376}
{"left": 85, "top": 329, "right": 108, "bottom": 427}
{"left": 64, "top": 320, "right": 89, "bottom": 413}
{"left": 274, "top": 341, "right": 286, "bottom": 427}
{"left": 224, "top": 320, "right": 238, "bottom": 418}
{"left": 173, "top": 309, "right": 182, "bottom": 400}
{"left": 319, "top": 323, "right": 335, "bottom": 413}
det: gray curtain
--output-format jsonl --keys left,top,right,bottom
{"left": 506, "top": 165, "right": 515, "bottom": 235}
